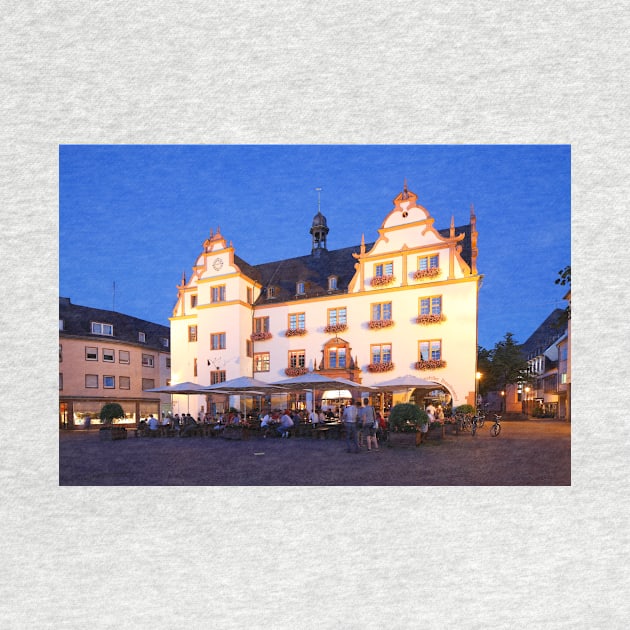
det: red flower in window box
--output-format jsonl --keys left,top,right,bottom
{"left": 413, "top": 268, "right": 440, "bottom": 280}
{"left": 250, "top": 331, "right": 272, "bottom": 341}
{"left": 416, "top": 313, "right": 446, "bottom": 325}
{"left": 284, "top": 366, "right": 308, "bottom": 376}
{"left": 324, "top": 323, "right": 348, "bottom": 334}
{"left": 285, "top": 328, "right": 307, "bottom": 337}
{"left": 367, "top": 362, "right": 395, "bottom": 372}
{"left": 415, "top": 359, "right": 447, "bottom": 370}
{"left": 368, "top": 319, "right": 395, "bottom": 329}
{"left": 370, "top": 274, "right": 395, "bottom": 287}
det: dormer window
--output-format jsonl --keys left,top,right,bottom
{"left": 138, "top": 332, "right": 146, "bottom": 343}
{"left": 267, "top": 286, "right": 276, "bottom": 299}
{"left": 91, "top": 322, "right": 113, "bottom": 336}
{"left": 328, "top": 276, "right": 338, "bottom": 291}
{"left": 296, "top": 282, "right": 305, "bottom": 295}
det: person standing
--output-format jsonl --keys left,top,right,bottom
{"left": 83, "top": 414, "right": 91, "bottom": 430}
{"left": 360, "top": 398, "right": 378, "bottom": 452}
{"left": 342, "top": 400, "right": 359, "bottom": 453}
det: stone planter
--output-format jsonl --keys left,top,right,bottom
{"left": 386, "top": 431, "right": 419, "bottom": 448}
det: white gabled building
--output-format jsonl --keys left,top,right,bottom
{"left": 170, "top": 184, "right": 481, "bottom": 416}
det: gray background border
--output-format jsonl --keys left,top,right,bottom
{"left": 2, "top": 2, "right": 628, "bottom": 628}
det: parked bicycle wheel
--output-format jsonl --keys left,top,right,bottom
{"left": 477, "top": 415, "right": 485, "bottom": 428}
{"left": 490, "top": 423, "right": 501, "bottom": 437}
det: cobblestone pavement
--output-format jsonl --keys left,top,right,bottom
{"left": 59, "top": 420, "right": 570, "bottom": 486}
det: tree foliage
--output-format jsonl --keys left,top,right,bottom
{"left": 100, "top": 402, "right": 125, "bottom": 424}
{"left": 388, "top": 403, "right": 429, "bottom": 432}
{"left": 479, "top": 332, "right": 530, "bottom": 393}
{"left": 555, "top": 265, "right": 571, "bottom": 326}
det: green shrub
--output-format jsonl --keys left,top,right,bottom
{"left": 388, "top": 403, "right": 429, "bottom": 433}
{"left": 100, "top": 402, "right": 125, "bottom": 425}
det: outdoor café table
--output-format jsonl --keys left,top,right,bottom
{"left": 324, "top": 422, "right": 342, "bottom": 439}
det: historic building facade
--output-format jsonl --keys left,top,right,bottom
{"left": 170, "top": 185, "right": 481, "bottom": 415}
{"left": 59, "top": 297, "right": 171, "bottom": 428}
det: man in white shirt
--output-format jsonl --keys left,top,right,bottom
{"left": 342, "top": 401, "right": 359, "bottom": 453}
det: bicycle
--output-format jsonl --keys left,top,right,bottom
{"left": 455, "top": 413, "right": 472, "bottom": 432}
{"left": 490, "top": 414, "right": 502, "bottom": 437}
{"left": 471, "top": 414, "right": 478, "bottom": 436}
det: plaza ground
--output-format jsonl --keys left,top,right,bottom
{"left": 59, "top": 419, "right": 571, "bottom": 486}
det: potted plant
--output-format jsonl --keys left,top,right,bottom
{"left": 387, "top": 403, "right": 429, "bottom": 448}
{"left": 99, "top": 402, "right": 127, "bottom": 440}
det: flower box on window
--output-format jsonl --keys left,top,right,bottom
{"left": 284, "top": 366, "right": 308, "bottom": 377}
{"left": 250, "top": 331, "right": 272, "bottom": 341}
{"left": 324, "top": 323, "right": 348, "bottom": 334}
{"left": 415, "top": 359, "right": 447, "bottom": 370}
{"left": 416, "top": 313, "right": 446, "bottom": 325}
{"left": 413, "top": 268, "right": 440, "bottom": 280}
{"left": 370, "top": 274, "right": 395, "bottom": 287}
{"left": 368, "top": 319, "right": 395, "bottom": 329}
{"left": 285, "top": 328, "right": 307, "bottom": 337}
{"left": 367, "top": 362, "right": 395, "bottom": 373}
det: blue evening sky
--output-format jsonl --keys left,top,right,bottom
{"left": 59, "top": 145, "right": 570, "bottom": 350}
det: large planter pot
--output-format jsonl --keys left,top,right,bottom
{"left": 99, "top": 427, "right": 127, "bottom": 441}
{"left": 387, "top": 431, "right": 419, "bottom": 448}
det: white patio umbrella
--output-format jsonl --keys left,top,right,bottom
{"left": 200, "top": 376, "right": 286, "bottom": 393}
{"left": 270, "top": 372, "right": 368, "bottom": 391}
{"left": 372, "top": 374, "right": 441, "bottom": 391}
{"left": 144, "top": 381, "right": 207, "bottom": 413}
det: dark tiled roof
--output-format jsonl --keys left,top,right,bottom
{"left": 519, "top": 309, "right": 566, "bottom": 359}
{"left": 241, "top": 224, "right": 472, "bottom": 305}
{"left": 59, "top": 297, "right": 170, "bottom": 351}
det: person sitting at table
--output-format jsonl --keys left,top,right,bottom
{"left": 277, "top": 410, "right": 294, "bottom": 438}
{"left": 180, "top": 413, "right": 198, "bottom": 437}
{"left": 260, "top": 410, "right": 272, "bottom": 438}
{"left": 147, "top": 414, "right": 159, "bottom": 436}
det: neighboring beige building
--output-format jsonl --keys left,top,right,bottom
{"left": 170, "top": 184, "right": 481, "bottom": 415}
{"left": 59, "top": 297, "right": 171, "bottom": 428}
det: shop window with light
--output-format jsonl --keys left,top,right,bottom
{"left": 142, "top": 354, "right": 155, "bottom": 368}
{"left": 188, "top": 325, "right": 197, "bottom": 342}
{"left": 119, "top": 350, "right": 130, "bottom": 364}
{"left": 85, "top": 346, "right": 98, "bottom": 361}
{"left": 102, "top": 348, "right": 115, "bottom": 363}
{"left": 211, "top": 370, "right": 226, "bottom": 385}
{"left": 210, "top": 332, "right": 226, "bottom": 350}
{"left": 103, "top": 375, "right": 115, "bottom": 389}
{"left": 371, "top": 302, "right": 392, "bottom": 321}
{"left": 253, "top": 352, "right": 270, "bottom": 372}
{"left": 211, "top": 285, "right": 226, "bottom": 302}
{"left": 289, "top": 350, "right": 306, "bottom": 368}
{"left": 375, "top": 262, "right": 393, "bottom": 277}
{"left": 85, "top": 374, "right": 98, "bottom": 388}
{"left": 119, "top": 376, "right": 130, "bottom": 390}
{"left": 142, "top": 378, "right": 155, "bottom": 390}
{"left": 91, "top": 321, "right": 113, "bottom": 336}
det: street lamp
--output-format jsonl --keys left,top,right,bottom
{"left": 500, "top": 390, "right": 505, "bottom": 413}
{"left": 475, "top": 371, "right": 482, "bottom": 411}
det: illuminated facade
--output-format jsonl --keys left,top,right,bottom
{"left": 59, "top": 297, "right": 171, "bottom": 428}
{"left": 170, "top": 185, "right": 481, "bottom": 415}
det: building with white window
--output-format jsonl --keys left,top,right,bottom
{"left": 170, "top": 184, "right": 481, "bottom": 415}
{"left": 59, "top": 297, "right": 171, "bottom": 428}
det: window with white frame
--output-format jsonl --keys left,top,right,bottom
{"left": 85, "top": 374, "right": 98, "bottom": 388}
{"left": 289, "top": 350, "right": 306, "bottom": 368}
{"left": 371, "top": 343, "right": 392, "bottom": 364}
{"left": 85, "top": 346, "right": 98, "bottom": 361}
{"left": 419, "top": 296, "right": 442, "bottom": 315}
{"left": 371, "top": 302, "right": 392, "bottom": 321}
{"left": 119, "top": 350, "right": 130, "bottom": 364}
{"left": 91, "top": 322, "right": 113, "bottom": 336}
{"left": 296, "top": 282, "right": 305, "bottom": 295}
{"left": 103, "top": 375, "right": 115, "bottom": 389}
{"left": 375, "top": 262, "right": 393, "bottom": 277}
{"left": 142, "top": 354, "right": 155, "bottom": 368}
{"left": 253, "top": 352, "right": 270, "bottom": 372}
{"left": 418, "top": 254, "right": 439, "bottom": 270}
{"left": 419, "top": 340, "right": 442, "bottom": 361}
{"left": 138, "top": 332, "right": 146, "bottom": 343}
{"left": 288, "top": 312, "right": 305, "bottom": 330}
{"left": 327, "top": 307, "right": 347, "bottom": 327}
{"left": 161, "top": 337, "right": 169, "bottom": 348}
{"left": 266, "top": 286, "right": 276, "bottom": 299}
{"left": 102, "top": 348, "right": 115, "bottom": 362}
{"left": 328, "top": 276, "right": 338, "bottom": 290}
